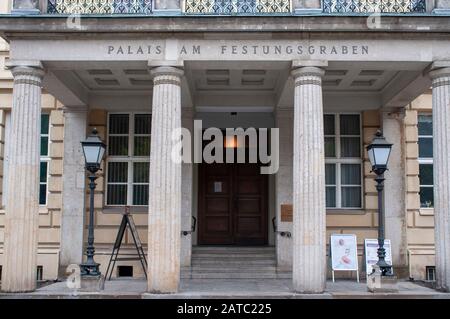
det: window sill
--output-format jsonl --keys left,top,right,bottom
{"left": 326, "top": 209, "right": 366, "bottom": 215}
{"left": 419, "top": 208, "right": 434, "bottom": 216}
{"left": 102, "top": 206, "right": 148, "bottom": 214}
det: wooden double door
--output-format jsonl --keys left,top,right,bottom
{"left": 198, "top": 163, "right": 268, "bottom": 245}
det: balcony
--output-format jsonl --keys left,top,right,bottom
{"left": 44, "top": 0, "right": 428, "bottom": 15}
{"left": 322, "top": 0, "right": 426, "bottom": 14}
{"left": 183, "top": 0, "right": 291, "bottom": 15}
{"left": 47, "top": 0, "right": 153, "bottom": 14}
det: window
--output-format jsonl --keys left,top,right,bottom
{"left": 2, "top": 113, "right": 49, "bottom": 207}
{"left": 36, "top": 266, "right": 44, "bottom": 281}
{"left": 418, "top": 114, "right": 433, "bottom": 208}
{"left": 324, "top": 114, "right": 362, "bottom": 209}
{"left": 426, "top": 266, "right": 436, "bottom": 281}
{"left": 117, "top": 266, "right": 133, "bottom": 277}
{"left": 106, "top": 113, "right": 151, "bottom": 206}
{"left": 39, "top": 114, "right": 50, "bottom": 206}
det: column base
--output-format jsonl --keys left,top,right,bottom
{"left": 367, "top": 266, "right": 399, "bottom": 293}
{"left": 80, "top": 274, "right": 105, "bottom": 292}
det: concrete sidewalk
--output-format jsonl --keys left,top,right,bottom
{"left": 1, "top": 279, "right": 449, "bottom": 299}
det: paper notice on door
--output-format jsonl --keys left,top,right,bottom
{"left": 214, "top": 182, "right": 222, "bottom": 193}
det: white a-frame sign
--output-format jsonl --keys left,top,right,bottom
{"left": 330, "top": 234, "right": 360, "bottom": 283}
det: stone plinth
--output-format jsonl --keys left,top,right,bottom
{"left": 80, "top": 275, "right": 105, "bottom": 292}
{"left": 367, "top": 266, "right": 399, "bottom": 293}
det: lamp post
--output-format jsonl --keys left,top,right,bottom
{"left": 366, "top": 130, "right": 393, "bottom": 276}
{"left": 80, "top": 128, "right": 106, "bottom": 276}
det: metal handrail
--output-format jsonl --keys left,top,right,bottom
{"left": 272, "top": 217, "right": 292, "bottom": 238}
{"left": 182, "top": 216, "right": 197, "bottom": 236}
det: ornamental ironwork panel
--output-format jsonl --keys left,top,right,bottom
{"left": 183, "top": 0, "right": 291, "bottom": 14}
{"left": 47, "top": 0, "right": 153, "bottom": 14}
{"left": 322, "top": 0, "right": 426, "bottom": 13}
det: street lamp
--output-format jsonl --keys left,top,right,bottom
{"left": 80, "top": 128, "right": 106, "bottom": 276}
{"left": 367, "top": 130, "right": 393, "bottom": 276}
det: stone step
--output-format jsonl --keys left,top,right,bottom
{"left": 192, "top": 250, "right": 275, "bottom": 255}
{"left": 192, "top": 246, "right": 275, "bottom": 251}
{"left": 186, "top": 246, "right": 283, "bottom": 280}
{"left": 191, "top": 260, "right": 277, "bottom": 266}
{"left": 192, "top": 250, "right": 275, "bottom": 256}
{"left": 192, "top": 255, "right": 276, "bottom": 261}
{"left": 181, "top": 272, "right": 292, "bottom": 279}
{"left": 184, "top": 266, "right": 278, "bottom": 273}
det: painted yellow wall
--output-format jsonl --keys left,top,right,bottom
{"left": 406, "top": 91, "right": 435, "bottom": 281}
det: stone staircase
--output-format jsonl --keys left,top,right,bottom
{"left": 182, "top": 246, "right": 292, "bottom": 279}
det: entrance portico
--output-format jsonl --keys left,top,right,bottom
{"left": 1, "top": 21, "right": 450, "bottom": 293}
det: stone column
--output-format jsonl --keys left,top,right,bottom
{"left": 59, "top": 106, "right": 88, "bottom": 275}
{"left": 429, "top": 65, "right": 450, "bottom": 291}
{"left": 291, "top": 66, "right": 326, "bottom": 293}
{"left": 147, "top": 65, "right": 183, "bottom": 293}
{"left": 181, "top": 108, "right": 194, "bottom": 267}
{"left": 382, "top": 110, "right": 408, "bottom": 277}
{"left": 2, "top": 61, "right": 44, "bottom": 292}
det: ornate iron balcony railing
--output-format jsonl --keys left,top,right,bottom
{"left": 183, "top": 0, "right": 292, "bottom": 15}
{"left": 322, "top": 0, "right": 426, "bottom": 13}
{"left": 47, "top": 0, "right": 153, "bottom": 14}
{"left": 45, "top": 0, "right": 428, "bottom": 15}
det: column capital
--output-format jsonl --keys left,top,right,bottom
{"left": 6, "top": 60, "right": 45, "bottom": 80}
{"left": 150, "top": 66, "right": 184, "bottom": 78}
{"left": 291, "top": 66, "right": 325, "bottom": 79}
{"left": 150, "top": 66, "right": 184, "bottom": 87}
{"left": 381, "top": 108, "right": 406, "bottom": 121}
{"left": 149, "top": 60, "right": 184, "bottom": 78}
{"left": 429, "top": 68, "right": 450, "bottom": 82}
{"left": 291, "top": 60, "right": 326, "bottom": 80}
{"left": 62, "top": 106, "right": 89, "bottom": 116}
{"left": 428, "top": 64, "right": 450, "bottom": 89}
{"left": 428, "top": 61, "right": 450, "bottom": 78}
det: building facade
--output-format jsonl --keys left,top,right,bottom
{"left": 0, "top": 0, "right": 449, "bottom": 293}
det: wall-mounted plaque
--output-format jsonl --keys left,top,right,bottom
{"left": 214, "top": 181, "right": 222, "bottom": 193}
{"left": 281, "top": 204, "right": 293, "bottom": 222}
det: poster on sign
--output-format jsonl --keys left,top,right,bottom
{"left": 330, "top": 234, "right": 359, "bottom": 282}
{"left": 364, "top": 239, "right": 393, "bottom": 275}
